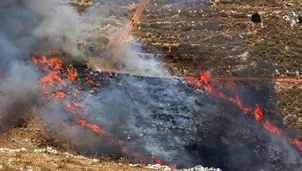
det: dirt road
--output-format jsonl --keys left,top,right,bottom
{"left": 119, "top": 0, "right": 149, "bottom": 42}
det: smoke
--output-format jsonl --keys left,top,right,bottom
{"left": 0, "top": 0, "right": 79, "bottom": 131}
{"left": 0, "top": 0, "right": 163, "bottom": 127}
{"left": 1, "top": 1, "right": 302, "bottom": 171}
{"left": 99, "top": 41, "right": 168, "bottom": 76}
{"left": 85, "top": 4, "right": 168, "bottom": 77}
{"left": 38, "top": 63, "right": 302, "bottom": 170}
{"left": 0, "top": 62, "right": 39, "bottom": 131}
{"left": 29, "top": 0, "right": 82, "bottom": 56}
{"left": 0, "top": 0, "right": 79, "bottom": 60}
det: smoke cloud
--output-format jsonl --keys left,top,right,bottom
{"left": 0, "top": 0, "right": 164, "bottom": 130}
{"left": 0, "top": 62, "right": 39, "bottom": 131}
{"left": 0, "top": 0, "right": 81, "bottom": 131}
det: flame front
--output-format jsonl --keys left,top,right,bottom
{"left": 32, "top": 56, "right": 302, "bottom": 164}
{"left": 32, "top": 56, "right": 166, "bottom": 165}
{"left": 184, "top": 72, "right": 302, "bottom": 151}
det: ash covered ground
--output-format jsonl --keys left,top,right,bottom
{"left": 39, "top": 63, "right": 302, "bottom": 171}
{"left": 1, "top": 0, "right": 302, "bottom": 171}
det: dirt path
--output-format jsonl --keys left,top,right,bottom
{"left": 119, "top": 0, "right": 149, "bottom": 42}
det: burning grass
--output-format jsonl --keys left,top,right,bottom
{"left": 1, "top": 0, "right": 302, "bottom": 170}
{"left": 185, "top": 72, "right": 302, "bottom": 151}
{"left": 132, "top": 0, "right": 302, "bottom": 155}
{"left": 27, "top": 56, "right": 302, "bottom": 170}
{"left": 32, "top": 56, "right": 167, "bottom": 166}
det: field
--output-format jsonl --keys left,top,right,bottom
{"left": 132, "top": 0, "right": 302, "bottom": 135}
{"left": 0, "top": 0, "right": 302, "bottom": 170}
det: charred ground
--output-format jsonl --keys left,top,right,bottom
{"left": 0, "top": 0, "right": 302, "bottom": 171}
{"left": 132, "top": 0, "right": 302, "bottom": 136}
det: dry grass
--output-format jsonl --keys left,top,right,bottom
{"left": 0, "top": 147, "right": 156, "bottom": 171}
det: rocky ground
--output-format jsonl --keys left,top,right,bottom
{"left": 0, "top": 145, "right": 220, "bottom": 171}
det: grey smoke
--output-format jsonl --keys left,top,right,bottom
{"left": 0, "top": 62, "right": 39, "bottom": 131}
{"left": 1, "top": 1, "right": 302, "bottom": 171}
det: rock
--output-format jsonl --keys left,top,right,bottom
{"left": 147, "top": 164, "right": 172, "bottom": 170}
{"left": 290, "top": 19, "right": 297, "bottom": 28}
{"left": 295, "top": 70, "right": 300, "bottom": 77}
{"left": 283, "top": 15, "right": 291, "bottom": 21}
{"left": 275, "top": 69, "right": 280, "bottom": 76}
{"left": 46, "top": 147, "right": 58, "bottom": 154}
{"left": 177, "top": 165, "right": 222, "bottom": 171}
{"left": 292, "top": 12, "right": 298, "bottom": 18}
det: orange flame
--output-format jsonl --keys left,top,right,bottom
{"left": 254, "top": 104, "right": 264, "bottom": 121}
{"left": 40, "top": 72, "right": 62, "bottom": 85}
{"left": 262, "top": 119, "right": 282, "bottom": 137}
{"left": 31, "top": 56, "right": 167, "bottom": 165}
{"left": 67, "top": 69, "right": 77, "bottom": 80}
{"left": 49, "top": 58, "right": 63, "bottom": 70}
{"left": 85, "top": 77, "right": 94, "bottom": 84}
{"left": 153, "top": 157, "right": 166, "bottom": 165}
{"left": 74, "top": 117, "right": 123, "bottom": 144}
{"left": 56, "top": 91, "right": 66, "bottom": 98}
{"left": 184, "top": 72, "right": 302, "bottom": 151}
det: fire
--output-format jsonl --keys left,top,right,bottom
{"left": 289, "top": 138, "right": 302, "bottom": 150}
{"left": 152, "top": 157, "right": 166, "bottom": 165}
{"left": 56, "top": 91, "right": 66, "bottom": 98}
{"left": 262, "top": 119, "right": 282, "bottom": 137}
{"left": 254, "top": 104, "right": 264, "bottom": 121}
{"left": 33, "top": 56, "right": 68, "bottom": 97}
{"left": 32, "top": 56, "right": 47, "bottom": 65}
{"left": 72, "top": 101, "right": 85, "bottom": 108}
{"left": 85, "top": 76, "right": 94, "bottom": 84}
{"left": 67, "top": 69, "right": 77, "bottom": 80}
{"left": 74, "top": 117, "right": 123, "bottom": 144}
{"left": 64, "top": 101, "right": 88, "bottom": 117}
{"left": 122, "top": 147, "right": 166, "bottom": 165}
{"left": 65, "top": 103, "right": 81, "bottom": 115}
{"left": 49, "top": 58, "right": 63, "bottom": 70}
{"left": 32, "top": 56, "right": 302, "bottom": 165}
{"left": 32, "top": 56, "right": 166, "bottom": 165}
{"left": 184, "top": 72, "right": 302, "bottom": 151}
{"left": 40, "top": 72, "right": 63, "bottom": 85}
{"left": 122, "top": 147, "right": 129, "bottom": 153}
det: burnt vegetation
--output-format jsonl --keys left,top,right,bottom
{"left": 0, "top": 0, "right": 302, "bottom": 171}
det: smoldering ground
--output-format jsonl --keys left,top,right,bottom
{"left": 1, "top": 1, "right": 302, "bottom": 171}
{"left": 40, "top": 65, "right": 302, "bottom": 170}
